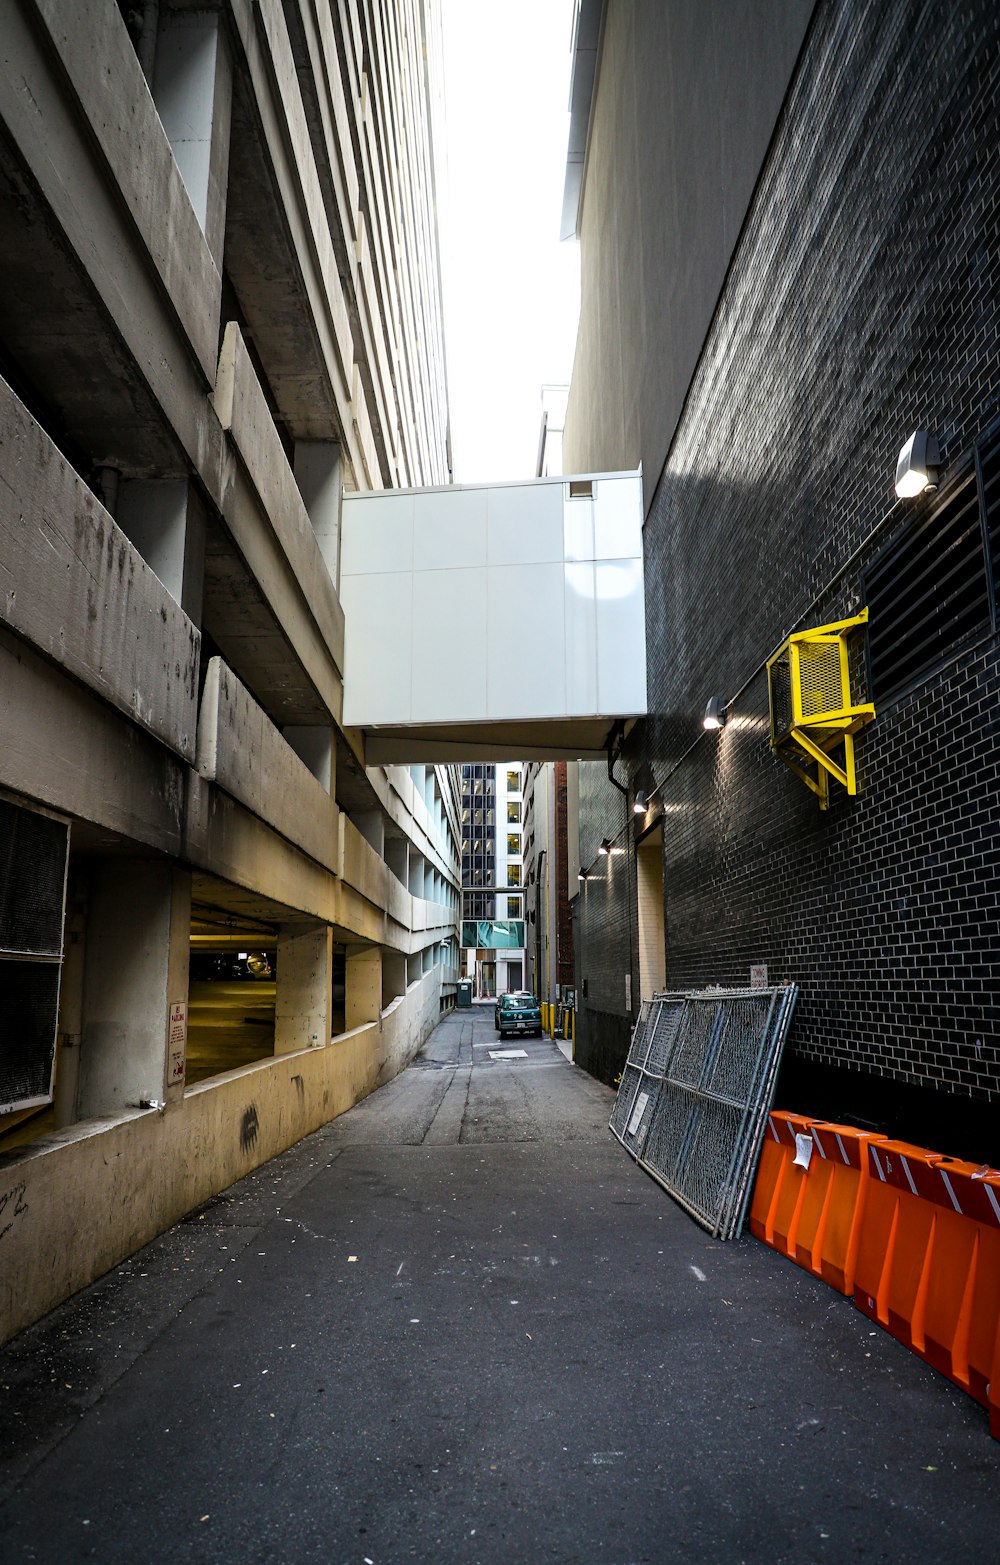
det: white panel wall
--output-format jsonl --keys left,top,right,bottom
{"left": 341, "top": 473, "right": 647, "bottom": 730}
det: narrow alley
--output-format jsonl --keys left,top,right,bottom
{"left": 2, "top": 1005, "right": 999, "bottom": 1564}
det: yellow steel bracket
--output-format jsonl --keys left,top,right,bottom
{"left": 767, "top": 609, "right": 876, "bottom": 810}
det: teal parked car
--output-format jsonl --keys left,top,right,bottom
{"left": 495, "top": 991, "right": 542, "bottom": 1039}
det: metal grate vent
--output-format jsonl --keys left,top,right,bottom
{"left": 865, "top": 470, "right": 990, "bottom": 702}
{"left": 798, "top": 641, "right": 844, "bottom": 717}
{"left": 770, "top": 653, "right": 793, "bottom": 741}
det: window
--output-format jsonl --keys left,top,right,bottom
{"left": 507, "top": 864, "right": 521, "bottom": 886}
{"left": 507, "top": 770, "right": 519, "bottom": 792}
{"left": 507, "top": 801, "right": 521, "bottom": 824}
{"left": 0, "top": 800, "right": 69, "bottom": 1113}
{"left": 507, "top": 833, "right": 520, "bottom": 856}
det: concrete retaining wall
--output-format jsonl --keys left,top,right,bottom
{"left": 0, "top": 967, "right": 442, "bottom": 1345}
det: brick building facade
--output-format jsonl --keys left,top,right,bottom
{"left": 566, "top": 0, "right": 1000, "bottom": 1159}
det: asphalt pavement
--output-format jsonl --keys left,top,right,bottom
{"left": 2, "top": 1002, "right": 1000, "bottom": 1564}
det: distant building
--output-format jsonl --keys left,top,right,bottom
{"left": 461, "top": 763, "right": 526, "bottom": 996}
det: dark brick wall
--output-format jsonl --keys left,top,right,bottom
{"left": 574, "top": 759, "right": 638, "bottom": 1085}
{"left": 554, "top": 762, "right": 575, "bottom": 988}
{"left": 572, "top": 0, "right": 1000, "bottom": 1153}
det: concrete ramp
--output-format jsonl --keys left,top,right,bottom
{"left": 340, "top": 472, "right": 647, "bottom": 761}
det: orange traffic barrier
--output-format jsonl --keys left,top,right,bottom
{"left": 751, "top": 1111, "right": 1000, "bottom": 1443}
{"left": 853, "top": 1139, "right": 940, "bottom": 1347}
{"left": 764, "top": 1112, "right": 819, "bottom": 1257}
{"left": 797, "top": 1122, "right": 880, "bottom": 1295}
{"left": 790, "top": 1127, "right": 838, "bottom": 1279}
{"left": 915, "top": 1160, "right": 1000, "bottom": 1405}
{"left": 749, "top": 1113, "right": 795, "bottom": 1244}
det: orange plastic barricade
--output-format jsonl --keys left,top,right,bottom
{"left": 853, "top": 1140, "right": 940, "bottom": 1346}
{"left": 766, "top": 1113, "right": 821, "bottom": 1258}
{"left": 797, "top": 1123, "right": 879, "bottom": 1295}
{"left": 912, "top": 1160, "right": 1000, "bottom": 1413}
{"left": 749, "top": 1112, "right": 796, "bottom": 1244}
{"left": 791, "top": 1125, "right": 839, "bottom": 1279}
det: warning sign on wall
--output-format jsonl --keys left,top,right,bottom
{"left": 168, "top": 999, "right": 187, "bottom": 1084}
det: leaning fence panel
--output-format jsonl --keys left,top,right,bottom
{"left": 609, "top": 986, "right": 799, "bottom": 1240}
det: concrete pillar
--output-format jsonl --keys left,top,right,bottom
{"left": 152, "top": 6, "right": 233, "bottom": 266}
{"left": 346, "top": 945, "right": 381, "bottom": 1030}
{"left": 283, "top": 726, "right": 335, "bottom": 793}
{"left": 385, "top": 837, "right": 408, "bottom": 886}
{"left": 353, "top": 810, "right": 385, "bottom": 856}
{"left": 294, "top": 441, "right": 342, "bottom": 588}
{"left": 381, "top": 950, "right": 406, "bottom": 1008}
{"left": 406, "top": 953, "right": 421, "bottom": 986}
{"left": 274, "top": 923, "right": 332, "bottom": 1054}
{"left": 116, "top": 479, "right": 206, "bottom": 622}
{"left": 53, "top": 876, "right": 87, "bottom": 1128}
{"left": 408, "top": 851, "right": 423, "bottom": 898}
{"left": 78, "top": 861, "right": 191, "bottom": 1115}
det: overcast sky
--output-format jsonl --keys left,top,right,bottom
{"left": 439, "top": 1, "right": 580, "bottom": 484}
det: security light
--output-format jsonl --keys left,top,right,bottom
{"left": 599, "top": 838, "right": 612, "bottom": 855}
{"left": 703, "top": 696, "right": 727, "bottom": 731}
{"left": 633, "top": 790, "right": 649, "bottom": 815}
{"left": 894, "top": 431, "right": 940, "bottom": 498}
{"left": 578, "top": 869, "right": 588, "bottom": 882}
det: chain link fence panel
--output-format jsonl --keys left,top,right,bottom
{"left": 610, "top": 986, "right": 798, "bottom": 1239}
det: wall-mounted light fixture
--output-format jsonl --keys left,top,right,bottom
{"left": 633, "top": 789, "right": 649, "bottom": 815}
{"left": 598, "top": 837, "right": 612, "bottom": 856}
{"left": 703, "top": 695, "right": 728, "bottom": 731}
{"left": 578, "top": 868, "right": 588, "bottom": 882}
{"left": 894, "top": 430, "right": 940, "bottom": 498}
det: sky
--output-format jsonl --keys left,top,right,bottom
{"left": 438, "top": 0, "right": 581, "bottom": 485}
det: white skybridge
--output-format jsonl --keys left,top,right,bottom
{"left": 340, "top": 471, "right": 647, "bottom": 762}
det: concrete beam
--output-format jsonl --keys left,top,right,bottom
{"left": 0, "top": 386, "right": 200, "bottom": 763}
{"left": 15, "top": 0, "right": 221, "bottom": 383}
{"left": 0, "top": 630, "right": 187, "bottom": 855}
{"left": 222, "top": 0, "right": 359, "bottom": 462}
{"left": 213, "top": 323, "right": 346, "bottom": 678}
{"left": 196, "top": 658, "right": 340, "bottom": 874}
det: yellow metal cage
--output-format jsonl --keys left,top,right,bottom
{"left": 766, "top": 609, "right": 876, "bottom": 808}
